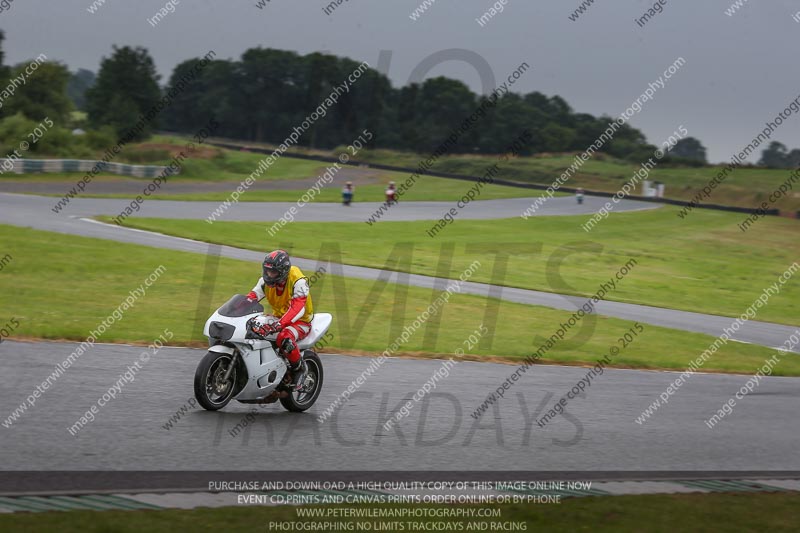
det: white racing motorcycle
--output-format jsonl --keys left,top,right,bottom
{"left": 194, "top": 294, "right": 332, "bottom": 412}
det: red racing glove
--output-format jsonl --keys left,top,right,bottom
{"left": 252, "top": 319, "right": 282, "bottom": 338}
{"left": 247, "top": 291, "right": 259, "bottom": 302}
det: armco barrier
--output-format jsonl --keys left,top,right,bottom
{"left": 3, "top": 159, "right": 176, "bottom": 178}
{"left": 208, "top": 140, "right": 554, "bottom": 191}
{"left": 207, "top": 140, "right": 783, "bottom": 217}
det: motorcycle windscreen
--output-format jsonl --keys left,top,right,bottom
{"left": 217, "top": 294, "right": 264, "bottom": 317}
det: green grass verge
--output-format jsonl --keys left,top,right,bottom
{"left": 57, "top": 176, "right": 549, "bottom": 203}
{"left": 355, "top": 148, "right": 800, "bottom": 212}
{"left": 106, "top": 207, "right": 800, "bottom": 326}
{"left": 5, "top": 136, "right": 549, "bottom": 202}
{"left": 1, "top": 494, "right": 800, "bottom": 532}
{"left": 160, "top": 153, "right": 324, "bottom": 182}
{"left": 11, "top": 133, "right": 799, "bottom": 211}
{"left": 0, "top": 134, "right": 335, "bottom": 183}
{"left": 172, "top": 140, "right": 800, "bottom": 211}
{"left": 0, "top": 224, "right": 796, "bottom": 374}
{"left": 0, "top": 153, "right": 327, "bottom": 183}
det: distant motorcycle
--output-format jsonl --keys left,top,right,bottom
{"left": 385, "top": 182, "right": 398, "bottom": 205}
{"left": 342, "top": 182, "right": 354, "bottom": 206}
{"left": 194, "top": 294, "right": 332, "bottom": 412}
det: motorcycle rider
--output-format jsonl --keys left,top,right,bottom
{"left": 385, "top": 181, "right": 398, "bottom": 204}
{"left": 342, "top": 181, "right": 354, "bottom": 206}
{"left": 246, "top": 250, "right": 314, "bottom": 390}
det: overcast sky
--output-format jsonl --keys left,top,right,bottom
{"left": 3, "top": 0, "right": 800, "bottom": 163}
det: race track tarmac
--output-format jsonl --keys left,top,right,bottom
{"left": 1, "top": 341, "right": 798, "bottom": 473}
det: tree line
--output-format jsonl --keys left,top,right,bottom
{"left": 13, "top": 32, "right": 798, "bottom": 168}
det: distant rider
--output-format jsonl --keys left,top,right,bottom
{"left": 342, "top": 181, "right": 354, "bottom": 206}
{"left": 246, "top": 250, "right": 314, "bottom": 390}
{"left": 385, "top": 181, "right": 398, "bottom": 204}
{"left": 576, "top": 187, "right": 584, "bottom": 205}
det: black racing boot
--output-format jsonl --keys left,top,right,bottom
{"left": 289, "top": 360, "right": 307, "bottom": 391}
{"left": 282, "top": 338, "right": 306, "bottom": 391}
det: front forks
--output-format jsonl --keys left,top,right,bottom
{"left": 222, "top": 351, "right": 239, "bottom": 382}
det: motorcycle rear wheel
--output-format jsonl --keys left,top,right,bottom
{"left": 280, "top": 351, "right": 324, "bottom": 412}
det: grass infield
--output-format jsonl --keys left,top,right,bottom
{"left": 107, "top": 207, "right": 800, "bottom": 326}
{"left": 0, "top": 493, "right": 799, "bottom": 532}
{"left": 0, "top": 223, "right": 797, "bottom": 375}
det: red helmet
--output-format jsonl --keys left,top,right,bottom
{"left": 262, "top": 250, "right": 291, "bottom": 287}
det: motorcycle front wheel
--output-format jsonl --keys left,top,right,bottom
{"left": 194, "top": 351, "right": 240, "bottom": 411}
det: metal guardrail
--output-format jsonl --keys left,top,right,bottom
{"left": 3, "top": 159, "right": 176, "bottom": 178}
{"left": 207, "top": 140, "right": 787, "bottom": 217}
